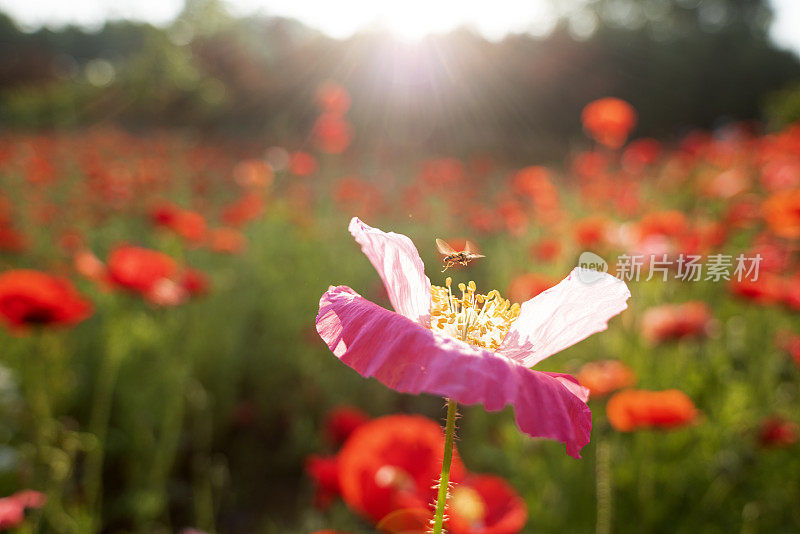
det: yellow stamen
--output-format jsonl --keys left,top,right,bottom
{"left": 429, "top": 280, "right": 521, "bottom": 351}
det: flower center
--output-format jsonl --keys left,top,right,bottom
{"left": 430, "top": 277, "right": 520, "bottom": 351}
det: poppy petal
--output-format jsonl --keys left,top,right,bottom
{"left": 497, "top": 268, "right": 630, "bottom": 368}
{"left": 316, "top": 285, "right": 592, "bottom": 458}
{"left": 541, "top": 372, "right": 590, "bottom": 403}
{"left": 349, "top": 217, "right": 431, "bottom": 327}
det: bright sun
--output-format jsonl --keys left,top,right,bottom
{"left": 371, "top": 0, "right": 466, "bottom": 42}
{"left": 243, "top": 0, "right": 559, "bottom": 42}
{"left": 0, "top": 0, "right": 559, "bottom": 42}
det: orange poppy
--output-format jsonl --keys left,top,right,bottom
{"left": 581, "top": 98, "right": 637, "bottom": 149}
{"left": 577, "top": 360, "right": 636, "bottom": 398}
{"left": 763, "top": 189, "right": 800, "bottom": 239}
{"left": 607, "top": 389, "right": 697, "bottom": 432}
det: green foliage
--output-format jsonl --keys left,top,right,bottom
{"left": 765, "top": 82, "right": 800, "bottom": 127}
{"left": 0, "top": 82, "right": 97, "bottom": 128}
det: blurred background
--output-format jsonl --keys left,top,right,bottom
{"left": 1, "top": 0, "right": 800, "bottom": 158}
{"left": 0, "top": 0, "right": 798, "bottom": 533}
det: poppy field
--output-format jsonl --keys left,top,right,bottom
{"left": 1, "top": 83, "right": 800, "bottom": 534}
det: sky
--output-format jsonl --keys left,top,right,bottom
{"left": 0, "top": 0, "right": 798, "bottom": 54}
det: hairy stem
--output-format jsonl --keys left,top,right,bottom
{"left": 431, "top": 398, "right": 458, "bottom": 534}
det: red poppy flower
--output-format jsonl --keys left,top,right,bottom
{"left": 313, "top": 114, "right": 353, "bottom": 154}
{"left": 0, "top": 225, "right": 26, "bottom": 252}
{"left": 324, "top": 406, "right": 370, "bottom": 447}
{"left": 724, "top": 197, "right": 761, "bottom": 229}
{"left": 316, "top": 81, "right": 351, "bottom": 115}
{"left": 511, "top": 166, "right": 554, "bottom": 201}
{"left": 530, "top": 238, "right": 561, "bottom": 262}
{"left": 337, "top": 414, "right": 466, "bottom": 524}
{"left": 763, "top": 189, "right": 800, "bottom": 239}
{"left": 73, "top": 250, "right": 108, "bottom": 284}
{"left": 233, "top": 159, "right": 273, "bottom": 189}
{"left": 495, "top": 200, "right": 528, "bottom": 236}
{"left": 209, "top": 227, "right": 247, "bottom": 255}
{"left": 221, "top": 193, "right": 265, "bottom": 227}
{"left": 636, "top": 211, "right": 688, "bottom": 241}
{"left": 622, "top": 138, "right": 661, "bottom": 172}
{"left": 607, "top": 389, "right": 698, "bottom": 432}
{"left": 145, "top": 278, "right": 188, "bottom": 307}
{"left": 448, "top": 475, "right": 528, "bottom": 534}
{"left": 777, "top": 331, "right": 800, "bottom": 369}
{"left": 289, "top": 151, "right": 317, "bottom": 177}
{"left": 419, "top": 158, "right": 465, "bottom": 189}
{"left": 151, "top": 204, "right": 207, "bottom": 243}
{"left": 107, "top": 246, "right": 177, "bottom": 294}
{"left": 581, "top": 98, "right": 637, "bottom": 149}
{"left": 510, "top": 167, "right": 561, "bottom": 223}
{"left": 700, "top": 168, "right": 750, "bottom": 199}
{"left": 577, "top": 360, "right": 636, "bottom": 398}
{"left": 748, "top": 236, "right": 792, "bottom": 274}
{"left": 729, "top": 274, "right": 784, "bottom": 305}
{"left": 680, "top": 130, "right": 712, "bottom": 159}
{"left": 640, "top": 302, "right": 713, "bottom": 344}
{"left": 572, "top": 151, "right": 609, "bottom": 180}
{"left": 169, "top": 209, "right": 207, "bottom": 243}
{"left": 306, "top": 454, "right": 342, "bottom": 509}
{"left": 760, "top": 158, "right": 800, "bottom": 192}
{"left": 680, "top": 221, "right": 727, "bottom": 257}
{"left": 180, "top": 268, "right": 210, "bottom": 296}
{"left": 333, "top": 177, "right": 383, "bottom": 218}
{"left": 58, "top": 230, "right": 85, "bottom": 254}
{"left": 782, "top": 276, "right": 800, "bottom": 311}
{"left": 758, "top": 416, "right": 799, "bottom": 448}
{"left": 467, "top": 205, "right": 498, "bottom": 234}
{"left": 150, "top": 202, "right": 178, "bottom": 226}
{"left": 574, "top": 216, "right": 609, "bottom": 249}
{"left": 0, "top": 270, "right": 93, "bottom": 329}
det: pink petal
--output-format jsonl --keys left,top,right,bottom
{"left": 348, "top": 217, "right": 431, "bottom": 327}
{"left": 316, "top": 286, "right": 592, "bottom": 458}
{"left": 497, "top": 268, "right": 630, "bottom": 368}
{"left": 542, "top": 372, "right": 590, "bottom": 403}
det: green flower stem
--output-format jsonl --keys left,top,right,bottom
{"left": 431, "top": 398, "right": 458, "bottom": 534}
{"left": 23, "top": 333, "right": 80, "bottom": 533}
{"left": 596, "top": 435, "right": 612, "bottom": 534}
{"left": 146, "top": 346, "right": 191, "bottom": 525}
{"left": 84, "top": 317, "right": 127, "bottom": 533}
{"left": 29, "top": 335, "right": 54, "bottom": 471}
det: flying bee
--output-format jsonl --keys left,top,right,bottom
{"left": 436, "top": 238, "right": 485, "bottom": 273}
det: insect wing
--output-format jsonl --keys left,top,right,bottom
{"left": 464, "top": 240, "right": 485, "bottom": 258}
{"left": 436, "top": 238, "right": 457, "bottom": 255}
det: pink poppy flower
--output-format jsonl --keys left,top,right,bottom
{"left": 0, "top": 490, "right": 46, "bottom": 530}
{"left": 316, "top": 218, "right": 630, "bottom": 458}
